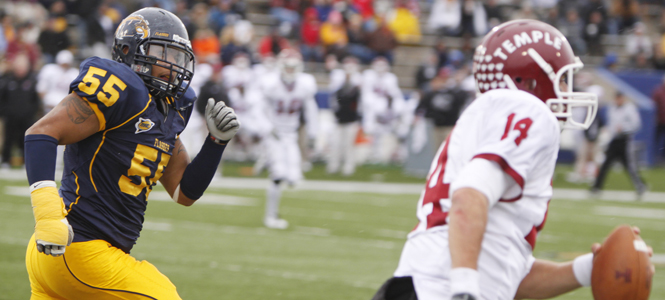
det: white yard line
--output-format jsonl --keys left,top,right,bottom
{"left": 592, "top": 206, "right": 665, "bottom": 220}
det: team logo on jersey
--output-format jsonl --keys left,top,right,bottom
{"left": 115, "top": 15, "right": 150, "bottom": 40}
{"left": 135, "top": 117, "right": 155, "bottom": 134}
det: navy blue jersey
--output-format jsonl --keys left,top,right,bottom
{"left": 60, "top": 57, "right": 195, "bottom": 253}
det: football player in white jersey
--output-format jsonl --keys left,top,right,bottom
{"left": 361, "top": 56, "right": 406, "bottom": 164}
{"left": 259, "top": 49, "right": 318, "bottom": 229}
{"left": 372, "top": 20, "right": 617, "bottom": 300}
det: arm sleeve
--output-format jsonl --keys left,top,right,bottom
{"left": 450, "top": 158, "right": 515, "bottom": 207}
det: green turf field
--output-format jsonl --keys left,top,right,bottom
{"left": 1, "top": 164, "right": 664, "bottom": 300}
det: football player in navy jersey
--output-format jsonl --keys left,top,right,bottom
{"left": 24, "top": 8, "right": 239, "bottom": 299}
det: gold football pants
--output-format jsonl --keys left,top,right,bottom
{"left": 26, "top": 234, "right": 181, "bottom": 299}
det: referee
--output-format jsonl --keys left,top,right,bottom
{"left": 591, "top": 92, "right": 647, "bottom": 197}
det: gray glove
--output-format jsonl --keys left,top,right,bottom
{"left": 205, "top": 98, "right": 240, "bottom": 143}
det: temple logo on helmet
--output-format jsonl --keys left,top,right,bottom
{"left": 115, "top": 15, "right": 150, "bottom": 40}
{"left": 488, "top": 31, "right": 564, "bottom": 61}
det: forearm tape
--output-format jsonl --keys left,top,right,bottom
{"left": 25, "top": 134, "right": 58, "bottom": 185}
{"left": 179, "top": 136, "right": 226, "bottom": 200}
{"left": 31, "top": 181, "right": 69, "bottom": 244}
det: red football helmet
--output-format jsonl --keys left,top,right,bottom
{"left": 472, "top": 20, "right": 597, "bottom": 129}
{"left": 277, "top": 48, "right": 303, "bottom": 84}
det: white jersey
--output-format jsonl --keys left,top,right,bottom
{"left": 360, "top": 69, "right": 404, "bottom": 134}
{"left": 395, "top": 89, "right": 560, "bottom": 300}
{"left": 259, "top": 72, "right": 318, "bottom": 137}
{"left": 222, "top": 64, "right": 255, "bottom": 90}
{"left": 36, "top": 64, "right": 78, "bottom": 111}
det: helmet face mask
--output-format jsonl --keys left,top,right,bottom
{"left": 112, "top": 8, "right": 195, "bottom": 106}
{"left": 277, "top": 49, "right": 303, "bottom": 85}
{"left": 472, "top": 20, "right": 597, "bottom": 130}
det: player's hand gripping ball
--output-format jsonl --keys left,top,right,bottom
{"left": 205, "top": 98, "right": 240, "bottom": 143}
{"left": 591, "top": 225, "right": 653, "bottom": 300}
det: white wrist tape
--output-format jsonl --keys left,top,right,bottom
{"left": 450, "top": 267, "right": 480, "bottom": 298}
{"left": 30, "top": 180, "right": 57, "bottom": 193}
{"left": 172, "top": 185, "right": 181, "bottom": 203}
{"left": 572, "top": 253, "right": 594, "bottom": 287}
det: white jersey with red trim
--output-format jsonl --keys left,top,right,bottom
{"left": 259, "top": 72, "right": 318, "bottom": 137}
{"left": 394, "top": 89, "right": 560, "bottom": 299}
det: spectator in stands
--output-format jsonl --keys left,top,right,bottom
{"left": 557, "top": 0, "right": 578, "bottom": 21}
{"left": 510, "top": 2, "right": 538, "bottom": 21}
{"left": 484, "top": 0, "right": 503, "bottom": 29}
{"left": 353, "top": 0, "right": 374, "bottom": 20}
{"left": 434, "top": 39, "right": 448, "bottom": 69}
{"left": 456, "top": 0, "right": 488, "bottom": 37}
{"left": 300, "top": 7, "right": 323, "bottom": 62}
{"left": 189, "top": 3, "right": 211, "bottom": 32}
{"left": 415, "top": 50, "right": 440, "bottom": 93}
{"left": 591, "top": 92, "right": 647, "bottom": 199}
{"left": 558, "top": 9, "right": 586, "bottom": 55}
{"left": 209, "top": 0, "right": 241, "bottom": 34}
{"left": 327, "top": 56, "right": 362, "bottom": 176}
{"left": 346, "top": 13, "right": 372, "bottom": 63}
{"left": 584, "top": 11, "right": 608, "bottom": 57}
{"left": 626, "top": 22, "right": 653, "bottom": 68}
{"left": 651, "top": 75, "right": 665, "bottom": 164}
{"left": 271, "top": 0, "right": 301, "bottom": 36}
{"left": 0, "top": 54, "right": 40, "bottom": 168}
{"left": 415, "top": 67, "right": 467, "bottom": 148}
{"left": 6, "top": 23, "right": 40, "bottom": 70}
{"left": 610, "top": 0, "right": 639, "bottom": 34}
{"left": 258, "top": 26, "right": 291, "bottom": 57}
{"left": 387, "top": 0, "right": 421, "bottom": 44}
{"left": 191, "top": 27, "right": 221, "bottom": 63}
{"left": 220, "top": 20, "right": 254, "bottom": 65}
{"left": 365, "top": 16, "right": 397, "bottom": 63}
{"left": 542, "top": 7, "right": 559, "bottom": 27}
{"left": 335, "top": 0, "right": 361, "bottom": 22}
{"left": 37, "top": 16, "right": 70, "bottom": 64}
{"left": 320, "top": 10, "right": 348, "bottom": 59}
{"left": 313, "top": 0, "right": 334, "bottom": 21}
{"left": 427, "top": 0, "right": 461, "bottom": 35}
{"left": 582, "top": 0, "right": 608, "bottom": 27}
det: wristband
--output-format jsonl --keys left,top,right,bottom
{"left": 450, "top": 267, "right": 480, "bottom": 299}
{"left": 573, "top": 253, "right": 593, "bottom": 287}
{"left": 25, "top": 134, "right": 58, "bottom": 185}
{"left": 179, "top": 137, "right": 226, "bottom": 200}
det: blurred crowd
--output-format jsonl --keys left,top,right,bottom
{"left": 0, "top": 0, "right": 665, "bottom": 182}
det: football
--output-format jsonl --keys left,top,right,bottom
{"left": 591, "top": 225, "right": 652, "bottom": 300}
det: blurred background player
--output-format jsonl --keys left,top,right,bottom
{"left": 591, "top": 91, "right": 647, "bottom": 198}
{"left": 361, "top": 56, "right": 405, "bottom": 164}
{"left": 259, "top": 48, "right": 318, "bottom": 229}
{"left": 23, "top": 8, "right": 239, "bottom": 299}
{"left": 223, "top": 52, "right": 268, "bottom": 161}
{"left": 35, "top": 49, "right": 78, "bottom": 171}
{"left": 327, "top": 56, "right": 362, "bottom": 176}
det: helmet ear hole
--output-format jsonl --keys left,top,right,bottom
{"left": 515, "top": 77, "right": 522, "bottom": 83}
{"left": 525, "top": 78, "right": 537, "bottom": 91}
{"left": 122, "top": 45, "right": 130, "bottom": 55}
